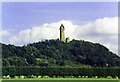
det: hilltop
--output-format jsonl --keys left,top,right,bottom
{"left": 2, "top": 39, "right": 120, "bottom": 67}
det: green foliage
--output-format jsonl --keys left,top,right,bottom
{"left": 2, "top": 66, "right": 120, "bottom": 78}
{"left": 2, "top": 39, "right": 120, "bottom": 67}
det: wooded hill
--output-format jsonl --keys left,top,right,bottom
{"left": 2, "top": 39, "right": 120, "bottom": 67}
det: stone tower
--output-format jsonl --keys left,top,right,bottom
{"left": 60, "top": 24, "right": 65, "bottom": 42}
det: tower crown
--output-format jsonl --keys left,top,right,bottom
{"left": 60, "top": 24, "right": 64, "bottom": 29}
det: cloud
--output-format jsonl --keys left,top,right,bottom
{"left": 9, "top": 17, "right": 118, "bottom": 54}
{"left": 75, "top": 17, "right": 118, "bottom": 54}
{"left": 0, "top": 29, "right": 10, "bottom": 37}
{"left": 0, "top": 29, "right": 11, "bottom": 43}
{"left": 10, "top": 20, "right": 76, "bottom": 45}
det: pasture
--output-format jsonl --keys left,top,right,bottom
{"left": 1, "top": 78, "right": 119, "bottom": 82}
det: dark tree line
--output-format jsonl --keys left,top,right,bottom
{"left": 2, "top": 66, "right": 120, "bottom": 78}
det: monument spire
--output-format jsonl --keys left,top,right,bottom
{"left": 60, "top": 24, "right": 65, "bottom": 42}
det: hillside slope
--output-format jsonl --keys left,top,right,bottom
{"left": 2, "top": 39, "right": 120, "bottom": 67}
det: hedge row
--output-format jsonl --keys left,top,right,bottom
{"left": 2, "top": 67, "right": 120, "bottom": 78}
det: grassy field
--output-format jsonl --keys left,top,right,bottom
{"left": 1, "top": 78, "right": 119, "bottom": 82}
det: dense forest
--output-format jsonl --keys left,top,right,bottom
{"left": 2, "top": 39, "right": 120, "bottom": 67}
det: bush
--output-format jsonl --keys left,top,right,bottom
{"left": 2, "top": 67, "right": 120, "bottom": 78}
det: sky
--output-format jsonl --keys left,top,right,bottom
{"left": 1, "top": 0, "right": 119, "bottom": 2}
{"left": 1, "top": 2, "right": 118, "bottom": 55}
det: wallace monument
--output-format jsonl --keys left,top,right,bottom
{"left": 60, "top": 24, "right": 69, "bottom": 43}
